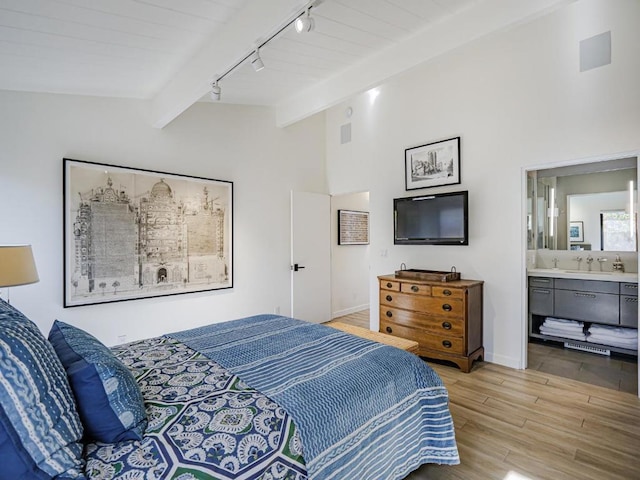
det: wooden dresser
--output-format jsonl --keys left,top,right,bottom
{"left": 378, "top": 274, "right": 484, "bottom": 372}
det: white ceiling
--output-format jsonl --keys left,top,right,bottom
{"left": 0, "top": 0, "right": 574, "bottom": 128}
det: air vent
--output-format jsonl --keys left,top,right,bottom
{"left": 564, "top": 342, "right": 610, "bottom": 356}
{"left": 580, "top": 31, "right": 611, "bottom": 72}
{"left": 340, "top": 123, "right": 351, "bottom": 144}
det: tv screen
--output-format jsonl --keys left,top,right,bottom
{"left": 394, "top": 191, "right": 468, "bottom": 245}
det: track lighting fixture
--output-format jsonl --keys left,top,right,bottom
{"left": 210, "top": 81, "right": 221, "bottom": 101}
{"left": 294, "top": 7, "right": 314, "bottom": 33}
{"left": 249, "top": 50, "right": 264, "bottom": 72}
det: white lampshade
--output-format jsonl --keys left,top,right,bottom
{"left": 0, "top": 245, "right": 39, "bottom": 287}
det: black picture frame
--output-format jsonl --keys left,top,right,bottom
{"left": 63, "top": 158, "right": 233, "bottom": 307}
{"left": 405, "top": 136, "right": 461, "bottom": 190}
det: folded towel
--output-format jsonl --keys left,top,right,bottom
{"left": 545, "top": 317, "right": 584, "bottom": 326}
{"left": 588, "top": 333, "right": 638, "bottom": 344}
{"left": 539, "top": 326, "right": 587, "bottom": 341}
{"left": 586, "top": 336, "right": 638, "bottom": 350}
{"left": 588, "top": 325, "right": 638, "bottom": 338}
{"left": 542, "top": 322, "right": 584, "bottom": 333}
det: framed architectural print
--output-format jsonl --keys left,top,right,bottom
{"left": 63, "top": 158, "right": 233, "bottom": 307}
{"left": 405, "top": 137, "right": 461, "bottom": 190}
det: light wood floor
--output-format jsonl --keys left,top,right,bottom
{"left": 333, "top": 310, "right": 640, "bottom": 480}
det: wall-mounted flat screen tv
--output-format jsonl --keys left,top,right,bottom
{"left": 394, "top": 190, "right": 468, "bottom": 245}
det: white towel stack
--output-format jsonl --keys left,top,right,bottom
{"left": 587, "top": 324, "right": 638, "bottom": 350}
{"left": 539, "top": 317, "right": 586, "bottom": 341}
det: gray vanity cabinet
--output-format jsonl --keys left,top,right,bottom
{"left": 528, "top": 275, "right": 638, "bottom": 355}
{"left": 553, "top": 279, "right": 619, "bottom": 325}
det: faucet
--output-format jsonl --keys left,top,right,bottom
{"left": 586, "top": 255, "right": 594, "bottom": 271}
{"left": 573, "top": 256, "right": 583, "bottom": 270}
{"left": 596, "top": 257, "right": 608, "bottom": 272}
{"left": 552, "top": 257, "right": 559, "bottom": 269}
{"left": 613, "top": 255, "right": 625, "bottom": 272}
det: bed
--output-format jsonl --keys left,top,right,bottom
{"left": 0, "top": 299, "right": 459, "bottom": 480}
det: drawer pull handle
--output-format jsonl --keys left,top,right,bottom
{"left": 626, "top": 297, "right": 638, "bottom": 303}
{"left": 386, "top": 310, "right": 393, "bottom": 317}
{"left": 442, "top": 289, "right": 452, "bottom": 296}
{"left": 411, "top": 285, "right": 419, "bottom": 292}
{"left": 574, "top": 293, "right": 596, "bottom": 299}
{"left": 624, "top": 284, "right": 638, "bottom": 290}
{"left": 386, "top": 326, "right": 393, "bottom": 334}
{"left": 532, "top": 289, "right": 551, "bottom": 294}
{"left": 442, "top": 340, "right": 452, "bottom": 348}
{"left": 386, "top": 282, "right": 393, "bottom": 288}
{"left": 442, "top": 322, "right": 452, "bottom": 330}
{"left": 442, "top": 304, "right": 452, "bottom": 312}
{"left": 386, "top": 295, "right": 393, "bottom": 302}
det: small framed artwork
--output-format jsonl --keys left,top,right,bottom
{"left": 338, "top": 210, "right": 369, "bottom": 245}
{"left": 405, "top": 136, "right": 461, "bottom": 190}
{"left": 63, "top": 158, "right": 233, "bottom": 307}
{"left": 569, "top": 221, "right": 584, "bottom": 242}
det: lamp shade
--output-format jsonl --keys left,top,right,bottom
{"left": 0, "top": 245, "right": 39, "bottom": 287}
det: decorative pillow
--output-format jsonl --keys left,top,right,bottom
{"left": 48, "top": 320, "right": 147, "bottom": 443}
{"left": 0, "top": 299, "right": 85, "bottom": 479}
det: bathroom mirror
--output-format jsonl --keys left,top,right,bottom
{"left": 531, "top": 157, "right": 638, "bottom": 252}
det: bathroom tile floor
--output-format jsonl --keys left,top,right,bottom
{"left": 528, "top": 340, "right": 638, "bottom": 394}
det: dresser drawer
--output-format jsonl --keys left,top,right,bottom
{"left": 380, "top": 291, "right": 464, "bottom": 319}
{"left": 431, "top": 286, "right": 464, "bottom": 299}
{"left": 380, "top": 320, "right": 464, "bottom": 355}
{"left": 379, "top": 306, "right": 464, "bottom": 336}
{"left": 380, "top": 279, "right": 400, "bottom": 291}
{"left": 400, "top": 282, "right": 431, "bottom": 295}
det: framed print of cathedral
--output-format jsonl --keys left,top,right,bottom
{"left": 63, "top": 158, "right": 233, "bottom": 307}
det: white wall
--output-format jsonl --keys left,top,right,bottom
{"left": 330, "top": 192, "right": 370, "bottom": 318}
{"left": 0, "top": 91, "right": 326, "bottom": 345}
{"left": 325, "top": 0, "right": 640, "bottom": 368}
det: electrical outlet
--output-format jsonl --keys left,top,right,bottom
{"left": 117, "top": 334, "right": 127, "bottom": 344}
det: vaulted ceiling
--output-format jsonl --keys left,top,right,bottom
{"left": 0, "top": 0, "right": 574, "bottom": 127}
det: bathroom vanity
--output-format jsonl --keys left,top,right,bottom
{"left": 528, "top": 268, "right": 638, "bottom": 355}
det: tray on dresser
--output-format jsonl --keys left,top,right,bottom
{"left": 395, "top": 269, "right": 461, "bottom": 282}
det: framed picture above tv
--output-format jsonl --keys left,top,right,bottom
{"left": 405, "top": 137, "right": 461, "bottom": 190}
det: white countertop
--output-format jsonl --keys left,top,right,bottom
{"left": 527, "top": 268, "right": 638, "bottom": 283}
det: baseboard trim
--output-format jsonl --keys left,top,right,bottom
{"left": 332, "top": 304, "right": 369, "bottom": 319}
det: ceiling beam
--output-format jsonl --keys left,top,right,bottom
{"left": 150, "top": 0, "right": 304, "bottom": 129}
{"left": 275, "top": 0, "right": 576, "bottom": 128}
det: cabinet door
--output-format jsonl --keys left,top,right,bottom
{"left": 620, "top": 296, "right": 638, "bottom": 327}
{"left": 554, "top": 290, "right": 619, "bottom": 324}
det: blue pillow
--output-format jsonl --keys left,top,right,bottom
{"left": 48, "top": 320, "right": 147, "bottom": 443}
{"left": 0, "top": 299, "right": 86, "bottom": 479}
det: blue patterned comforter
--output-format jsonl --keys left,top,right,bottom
{"left": 85, "top": 315, "right": 459, "bottom": 480}
{"left": 171, "top": 315, "right": 459, "bottom": 479}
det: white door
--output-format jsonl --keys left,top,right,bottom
{"left": 290, "top": 191, "right": 331, "bottom": 323}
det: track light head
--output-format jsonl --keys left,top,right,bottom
{"left": 210, "top": 81, "right": 221, "bottom": 101}
{"left": 249, "top": 50, "right": 264, "bottom": 72}
{"left": 295, "top": 8, "right": 314, "bottom": 33}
